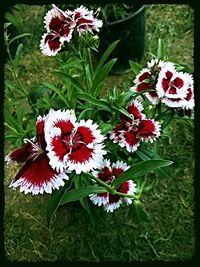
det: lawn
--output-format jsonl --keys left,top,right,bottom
{"left": 4, "top": 3, "right": 195, "bottom": 262}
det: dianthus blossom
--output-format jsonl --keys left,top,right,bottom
{"left": 5, "top": 115, "right": 69, "bottom": 195}
{"left": 44, "top": 109, "right": 107, "bottom": 174}
{"left": 110, "top": 100, "right": 161, "bottom": 152}
{"left": 89, "top": 160, "right": 137, "bottom": 212}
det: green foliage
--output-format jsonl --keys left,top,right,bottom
{"left": 113, "top": 159, "right": 173, "bottom": 189}
{"left": 157, "top": 38, "right": 166, "bottom": 60}
{"left": 94, "top": 40, "right": 119, "bottom": 74}
{"left": 59, "top": 186, "right": 107, "bottom": 205}
{"left": 4, "top": 4, "right": 194, "bottom": 262}
{"left": 46, "top": 178, "right": 74, "bottom": 226}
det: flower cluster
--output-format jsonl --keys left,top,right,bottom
{"left": 110, "top": 99, "right": 161, "bottom": 152}
{"left": 89, "top": 160, "right": 137, "bottom": 212}
{"left": 5, "top": 109, "right": 106, "bottom": 195}
{"left": 4, "top": 4, "right": 194, "bottom": 216}
{"left": 40, "top": 4, "right": 103, "bottom": 56}
{"left": 131, "top": 59, "right": 194, "bottom": 111}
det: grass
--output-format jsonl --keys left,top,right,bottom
{"left": 4, "top": 3, "right": 195, "bottom": 262}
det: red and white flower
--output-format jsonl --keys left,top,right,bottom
{"left": 136, "top": 119, "right": 161, "bottom": 143}
{"left": 5, "top": 115, "right": 69, "bottom": 195}
{"left": 40, "top": 33, "right": 64, "bottom": 56}
{"left": 45, "top": 109, "right": 106, "bottom": 174}
{"left": 156, "top": 67, "right": 194, "bottom": 109}
{"left": 73, "top": 5, "right": 103, "bottom": 35}
{"left": 110, "top": 99, "right": 145, "bottom": 144}
{"left": 131, "top": 59, "right": 176, "bottom": 105}
{"left": 118, "top": 129, "right": 141, "bottom": 153}
{"left": 181, "top": 73, "right": 194, "bottom": 110}
{"left": 110, "top": 99, "right": 161, "bottom": 152}
{"left": 40, "top": 5, "right": 75, "bottom": 56}
{"left": 89, "top": 160, "right": 137, "bottom": 212}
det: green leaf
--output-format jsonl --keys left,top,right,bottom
{"left": 4, "top": 22, "right": 12, "bottom": 30}
{"left": 157, "top": 38, "right": 165, "bottom": 60}
{"left": 78, "top": 92, "right": 111, "bottom": 111}
{"left": 112, "top": 107, "right": 134, "bottom": 120}
{"left": 129, "top": 60, "right": 143, "bottom": 75}
{"left": 8, "top": 33, "right": 31, "bottom": 46}
{"left": 131, "top": 200, "right": 149, "bottom": 222}
{"left": 60, "top": 56, "right": 82, "bottom": 70}
{"left": 74, "top": 175, "right": 90, "bottom": 213}
{"left": 59, "top": 186, "right": 107, "bottom": 205}
{"left": 4, "top": 12, "right": 21, "bottom": 29}
{"left": 99, "top": 123, "right": 114, "bottom": 134}
{"left": 160, "top": 110, "right": 175, "bottom": 130}
{"left": 42, "top": 82, "right": 70, "bottom": 108}
{"left": 136, "top": 146, "right": 172, "bottom": 179}
{"left": 113, "top": 159, "right": 173, "bottom": 188}
{"left": 29, "top": 85, "right": 48, "bottom": 104}
{"left": 46, "top": 179, "right": 74, "bottom": 226}
{"left": 78, "top": 108, "right": 94, "bottom": 121}
{"left": 16, "top": 107, "right": 24, "bottom": 125}
{"left": 118, "top": 108, "right": 134, "bottom": 120}
{"left": 95, "top": 40, "right": 119, "bottom": 74}
{"left": 14, "top": 43, "right": 23, "bottom": 66}
{"left": 92, "top": 58, "right": 117, "bottom": 95}
{"left": 4, "top": 109, "right": 23, "bottom": 132}
{"left": 4, "top": 134, "right": 21, "bottom": 140}
{"left": 52, "top": 71, "right": 85, "bottom": 92}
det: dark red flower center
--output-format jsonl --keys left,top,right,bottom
{"left": 45, "top": 34, "right": 61, "bottom": 51}
{"left": 98, "top": 167, "right": 112, "bottom": 182}
{"left": 137, "top": 120, "right": 156, "bottom": 137}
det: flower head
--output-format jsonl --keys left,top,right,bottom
{"left": 40, "top": 5, "right": 75, "bottom": 56}
{"left": 45, "top": 109, "right": 106, "bottom": 174}
{"left": 131, "top": 59, "right": 176, "bottom": 105}
{"left": 5, "top": 115, "right": 69, "bottom": 195}
{"left": 73, "top": 5, "right": 103, "bottom": 35}
{"left": 156, "top": 67, "right": 194, "bottom": 109}
{"left": 110, "top": 100, "right": 161, "bottom": 152}
{"left": 89, "top": 160, "right": 137, "bottom": 212}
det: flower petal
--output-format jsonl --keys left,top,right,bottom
{"left": 127, "top": 99, "right": 146, "bottom": 120}
{"left": 136, "top": 119, "right": 161, "bottom": 143}
{"left": 9, "top": 154, "right": 69, "bottom": 195}
{"left": 119, "top": 130, "right": 140, "bottom": 153}
{"left": 5, "top": 143, "right": 33, "bottom": 164}
{"left": 40, "top": 33, "right": 63, "bottom": 56}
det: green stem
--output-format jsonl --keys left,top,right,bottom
{"left": 88, "top": 174, "right": 113, "bottom": 192}
{"left": 87, "top": 47, "right": 94, "bottom": 77}
{"left": 82, "top": 48, "right": 90, "bottom": 92}
{"left": 87, "top": 173, "right": 140, "bottom": 200}
{"left": 114, "top": 191, "right": 140, "bottom": 200}
{"left": 5, "top": 38, "right": 37, "bottom": 114}
{"left": 6, "top": 45, "right": 27, "bottom": 98}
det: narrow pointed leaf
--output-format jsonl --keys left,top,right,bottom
{"left": 9, "top": 33, "right": 31, "bottom": 46}
{"left": 59, "top": 186, "right": 107, "bottom": 205}
{"left": 52, "top": 71, "right": 85, "bottom": 92}
{"left": 136, "top": 147, "right": 172, "bottom": 179}
{"left": 14, "top": 43, "right": 23, "bottom": 66}
{"left": 42, "top": 82, "right": 70, "bottom": 108}
{"left": 78, "top": 92, "right": 111, "bottom": 111}
{"left": 92, "top": 58, "right": 117, "bottom": 94}
{"left": 95, "top": 40, "right": 119, "bottom": 74}
{"left": 157, "top": 38, "right": 165, "bottom": 60}
{"left": 46, "top": 179, "right": 73, "bottom": 226}
{"left": 4, "top": 109, "right": 23, "bottom": 132}
{"left": 113, "top": 159, "right": 173, "bottom": 188}
{"left": 129, "top": 60, "right": 143, "bottom": 75}
{"left": 131, "top": 201, "right": 149, "bottom": 222}
{"left": 74, "top": 175, "right": 90, "bottom": 213}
